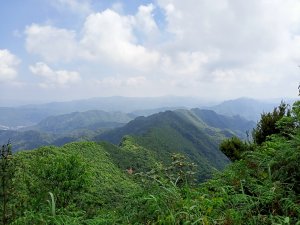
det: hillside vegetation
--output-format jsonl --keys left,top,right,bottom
{"left": 0, "top": 101, "right": 299, "bottom": 224}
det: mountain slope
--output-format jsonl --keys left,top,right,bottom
{"left": 12, "top": 141, "right": 140, "bottom": 222}
{"left": 95, "top": 109, "right": 255, "bottom": 180}
{"left": 190, "top": 108, "right": 255, "bottom": 138}
{"left": 96, "top": 108, "right": 254, "bottom": 144}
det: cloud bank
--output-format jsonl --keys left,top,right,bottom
{"left": 4, "top": 0, "right": 300, "bottom": 101}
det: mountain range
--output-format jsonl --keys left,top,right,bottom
{"left": 0, "top": 96, "right": 286, "bottom": 129}
{"left": 0, "top": 97, "right": 257, "bottom": 185}
{"left": 0, "top": 96, "right": 206, "bottom": 128}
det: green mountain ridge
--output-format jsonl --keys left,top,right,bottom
{"left": 0, "top": 108, "right": 255, "bottom": 156}
{"left": 95, "top": 109, "right": 254, "bottom": 181}
{"left": 96, "top": 108, "right": 254, "bottom": 144}
{"left": 26, "top": 110, "right": 135, "bottom": 134}
{"left": 190, "top": 108, "right": 255, "bottom": 138}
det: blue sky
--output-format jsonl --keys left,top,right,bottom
{"left": 1, "top": 0, "right": 300, "bottom": 105}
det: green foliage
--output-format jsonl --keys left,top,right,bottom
{"left": 277, "top": 101, "right": 300, "bottom": 137}
{"left": 122, "top": 154, "right": 197, "bottom": 224}
{"left": 0, "top": 142, "right": 14, "bottom": 225}
{"left": 220, "top": 136, "right": 254, "bottom": 161}
{"left": 137, "top": 153, "right": 197, "bottom": 188}
{"left": 8, "top": 145, "right": 92, "bottom": 223}
{"left": 124, "top": 129, "right": 300, "bottom": 224}
{"left": 133, "top": 123, "right": 229, "bottom": 181}
{"left": 4, "top": 142, "right": 140, "bottom": 223}
{"left": 164, "top": 153, "right": 197, "bottom": 187}
{"left": 252, "top": 101, "right": 290, "bottom": 144}
{"left": 102, "top": 136, "right": 157, "bottom": 173}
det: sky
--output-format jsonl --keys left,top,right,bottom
{"left": 1, "top": 0, "right": 300, "bottom": 105}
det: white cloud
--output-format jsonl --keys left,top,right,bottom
{"left": 161, "top": 51, "right": 218, "bottom": 76}
{"left": 29, "top": 62, "right": 81, "bottom": 88}
{"left": 156, "top": 0, "right": 300, "bottom": 95}
{"left": 25, "top": 9, "right": 160, "bottom": 70}
{"left": 25, "top": 24, "right": 79, "bottom": 62}
{"left": 0, "top": 49, "right": 20, "bottom": 82}
{"left": 80, "top": 9, "right": 160, "bottom": 69}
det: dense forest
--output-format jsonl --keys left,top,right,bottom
{"left": 0, "top": 101, "right": 300, "bottom": 224}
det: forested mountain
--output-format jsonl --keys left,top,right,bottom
{"left": 96, "top": 109, "right": 254, "bottom": 180}
{"left": 96, "top": 108, "right": 254, "bottom": 144}
{"left": 1, "top": 107, "right": 254, "bottom": 153}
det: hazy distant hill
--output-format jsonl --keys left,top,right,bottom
{"left": 0, "top": 130, "right": 55, "bottom": 152}
{"left": 28, "top": 110, "right": 135, "bottom": 134}
{"left": 209, "top": 98, "right": 280, "bottom": 122}
{"left": 0, "top": 96, "right": 206, "bottom": 128}
{"left": 20, "top": 96, "right": 207, "bottom": 113}
{"left": 0, "top": 107, "right": 52, "bottom": 127}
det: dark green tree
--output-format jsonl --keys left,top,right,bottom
{"left": 252, "top": 101, "right": 290, "bottom": 145}
{"left": 219, "top": 136, "right": 250, "bottom": 161}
